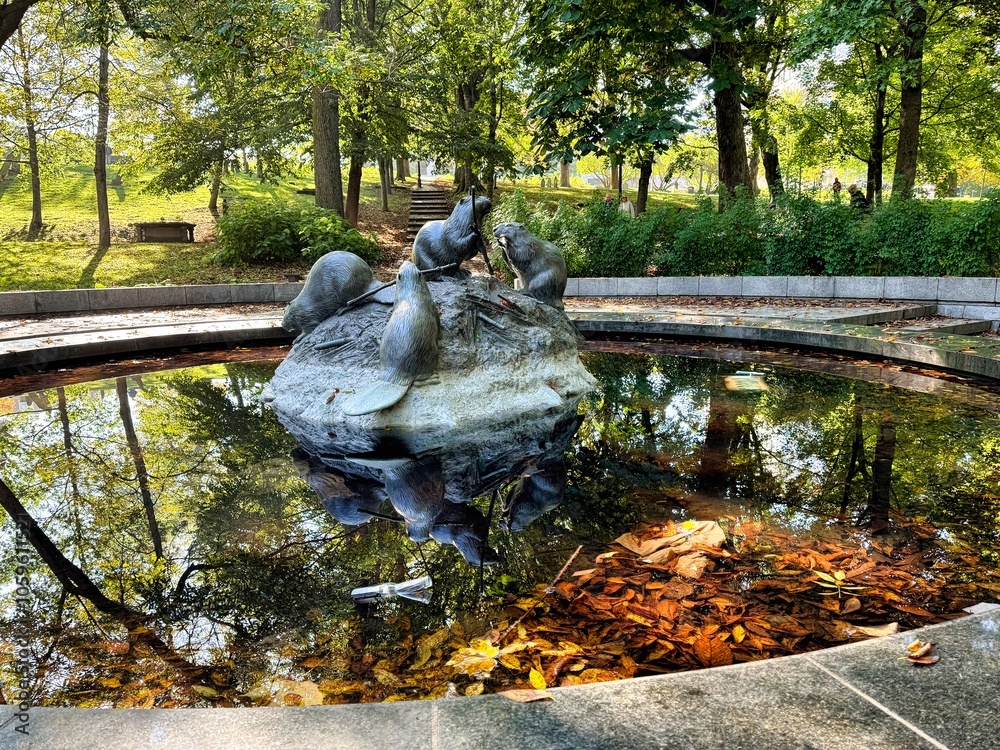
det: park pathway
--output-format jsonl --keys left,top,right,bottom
{"left": 406, "top": 186, "right": 452, "bottom": 242}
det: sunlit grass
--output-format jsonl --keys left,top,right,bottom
{"left": 0, "top": 166, "right": 403, "bottom": 291}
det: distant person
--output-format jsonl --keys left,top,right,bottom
{"left": 619, "top": 194, "right": 637, "bottom": 218}
{"left": 848, "top": 184, "right": 871, "bottom": 212}
{"left": 832, "top": 178, "right": 842, "bottom": 195}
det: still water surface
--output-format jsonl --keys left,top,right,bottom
{"left": 1, "top": 346, "right": 998, "bottom": 706}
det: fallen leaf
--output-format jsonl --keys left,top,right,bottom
{"left": 465, "top": 682, "right": 485, "bottom": 696}
{"left": 842, "top": 597, "right": 862, "bottom": 614}
{"left": 850, "top": 622, "right": 899, "bottom": 638}
{"left": 500, "top": 689, "right": 552, "bottom": 703}
{"left": 529, "top": 668, "right": 547, "bottom": 690}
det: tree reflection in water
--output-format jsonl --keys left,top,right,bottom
{"left": 0, "top": 351, "right": 998, "bottom": 707}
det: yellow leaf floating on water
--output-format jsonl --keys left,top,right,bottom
{"left": 528, "top": 668, "right": 547, "bottom": 690}
{"left": 411, "top": 641, "right": 432, "bottom": 670}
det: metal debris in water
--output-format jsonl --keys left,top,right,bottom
{"left": 350, "top": 575, "right": 433, "bottom": 605}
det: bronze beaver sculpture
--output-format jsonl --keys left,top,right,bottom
{"left": 341, "top": 261, "right": 440, "bottom": 416}
{"left": 492, "top": 222, "right": 567, "bottom": 310}
{"left": 412, "top": 195, "right": 492, "bottom": 278}
{"left": 282, "top": 251, "right": 388, "bottom": 336}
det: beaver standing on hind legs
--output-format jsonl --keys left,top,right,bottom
{"left": 492, "top": 222, "right": 568, "bottom": 310}
{"left": 412, "top": 195, "right": 492, "bottom": 279}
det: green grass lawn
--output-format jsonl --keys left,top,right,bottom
{"left": 0, "top": 166, "right": 410, "bottom": 291}
{"left": 494, "top": 180, "right": 705, "bottom": 211}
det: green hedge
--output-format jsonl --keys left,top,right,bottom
{"left": 493, "top": 189, "right": 1000, "bottom": 278}
{"left": 215, "top": 200, "right": 380, "bottom": 265}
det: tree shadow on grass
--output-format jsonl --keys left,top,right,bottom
{"left": 79, "top": 244, "right": 110, "bottom": 288}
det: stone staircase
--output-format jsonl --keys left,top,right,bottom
{"left": 406, "top": 187, "right": 452, "bottom": 243}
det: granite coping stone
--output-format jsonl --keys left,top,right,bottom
{"left": 5, "top": 277, "right": 1000, "bottom": 313}
{"left": 2, "top": 611, "right": 995, "bottom": 750}
{"left": 2, "top": 308, "right": 999, "bottom": 383}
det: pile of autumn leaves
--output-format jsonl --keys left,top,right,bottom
{"left": 260, "top": 515, "right": 993, "bottom": 704}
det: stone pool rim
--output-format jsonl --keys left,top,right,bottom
{"left": 3, "top": 303, "right": 1000, "bottom": 384}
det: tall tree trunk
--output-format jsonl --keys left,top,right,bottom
{"left": 485, "top": 79, "right": 502, "bottom": 200}
{"left": 747, "top": 146, "right": 760, "bottom": 197}
{"left": 25, "top": 119, "right": 42, "bottom": 236}
{"left": 116, "top": 378, "right": 163, "bottom": 559}
{"left": 395, "top": 157, "right": 406, "bottom": 182}
{"left": 256, "top": 155, "right": 264, "bottom": 182}
{"left": 345, "top": 149, "right": 363, "bottom": 227}
{"left": 312, "top": 0, "right": 345, "bottom": 216}
{"left": 378, "top": 157, "right": 390, "bottom": 211}
{"left": 713, "top": 68, "right": 753, "bottom": 204}
{"left": 403, "top": 159, "right": 411, "bottom": 178}
{"left": 560, "top": 160, "right": 570, "bottom": 187}
{"left": 610, "top": 160, "right": 620, "bottom": 191}
{"left": 0, "top": 477, "right": 207, "bottom": 681}
{"left": 95, "top": 43, "right": 111, "bottom": 250}
{"left": 748, "top": 109, "right": 784, "bottom": 199}
{"left": 208, "top": 160, "right": 223, "bottom": 214}
{"left": 892, "top": 0, "right": 926, "bottom": 200}
{"left": 636, "top": 157, "right": 653, "bottom": 214}
{"left": 867, "top": 61, "right": 887, "bottom": 206}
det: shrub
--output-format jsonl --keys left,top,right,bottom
{"left": 663, "top": 191, "right": 766, "bottom": 275}
{"left": 763, "top": 194, "right": 858, "bottom": 275}
{"left": 215, "top": 199, "right": 380, "bottom": 265}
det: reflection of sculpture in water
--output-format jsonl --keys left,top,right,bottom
{"left": 500, "top": 458, "right": 567, "bottom": 532}
{"left": 291, "top": 408, "right": 581, "bottom": 570}
{"left": 291, "top": 448, "right": 387, "bottom": 526}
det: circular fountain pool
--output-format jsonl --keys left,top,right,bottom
{"left": 1, "top": 343, "right": 998, "bottom": 707}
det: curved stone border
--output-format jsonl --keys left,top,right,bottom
{"left": 572, "top": 311, "right": 1000, "bottom": 382}
{"left": 2, "top": 276, "right": 999, "bottom": 317}
{"left": 1, "top": 609, "right": 996, "bottom": 750}
{"left": 0, "top": 283, "right": 303, "bottom": 316}
{"left": 566, "top": 275, "right": 1000, "bottom": 304}
{"left": 3, "top": 311, "right": 1000, "bottom": 383}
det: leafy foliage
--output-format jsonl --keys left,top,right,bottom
{"left": 215, "top": 199, "right": 379, "bottom": 265}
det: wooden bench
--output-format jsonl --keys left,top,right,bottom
{"left": 135, "top": 222, "right": 195, "bottom": 243}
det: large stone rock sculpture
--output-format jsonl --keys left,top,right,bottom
{"left": 266, "top": 205, "right": 593, "bottom": 566}
{"left": 265, "top": 273, "right": 593, "bottom": 451}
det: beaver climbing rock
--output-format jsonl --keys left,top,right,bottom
{"left": 412, "top": 195, "right": 492, "bottom": 278}
{"left": 492, "top": 222, "right": 567, "bottom": 310}
{"left": 341, "top": 261, "right": 440, "bottom": 416}
{"left": 282, "top": 251, "right": 381, "bottom": 336}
